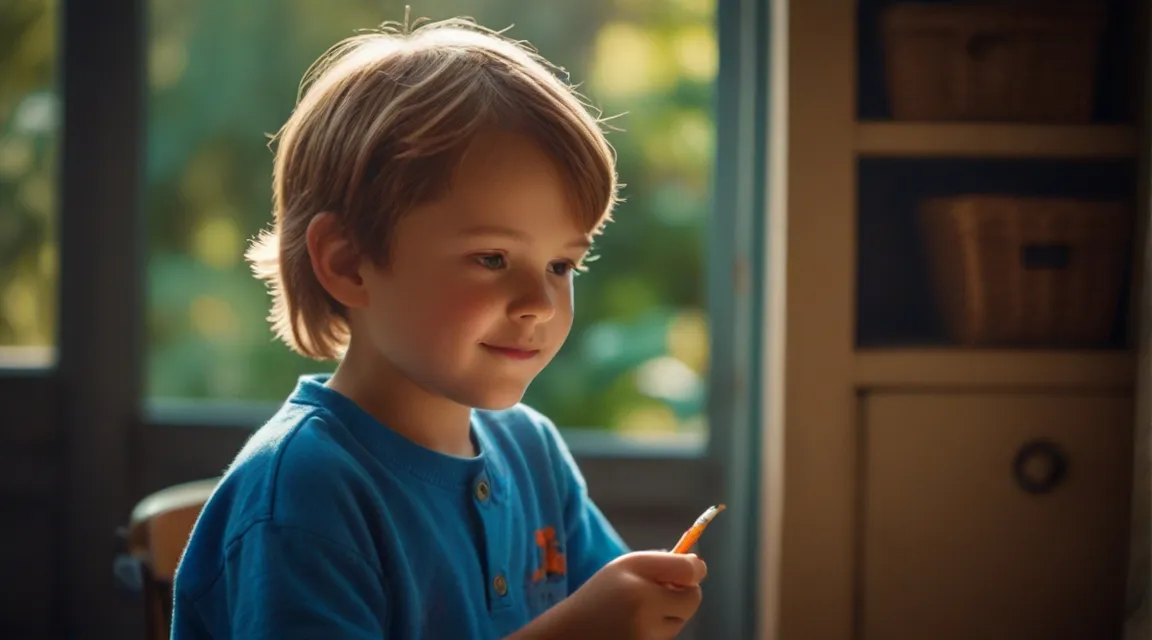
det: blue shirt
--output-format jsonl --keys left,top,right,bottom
{"left": 171, "top": 375, "right": 629, "bottom": 639}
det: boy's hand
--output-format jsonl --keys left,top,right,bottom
{"left": 577, "top": 551, "right": 707, "bottom": 638}
{"left": 510, "top": 551, "right": 707, "bottom": 640}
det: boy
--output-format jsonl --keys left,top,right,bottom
{"left": 170, "top": 17, "right": 707, "bottom": 640}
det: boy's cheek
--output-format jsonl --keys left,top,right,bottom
{"left": 437, "top": 290, "right": 497, "bottom": 323}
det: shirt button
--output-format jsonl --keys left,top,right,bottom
{"left": 475, "top": 479, "right": 490, "bottom": 502}
{"left": 493, "top": 573, "right": 508, "bottom": 596}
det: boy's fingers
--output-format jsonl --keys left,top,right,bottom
{"left": 622, "top": 551, "right": 708, "bottom": 587}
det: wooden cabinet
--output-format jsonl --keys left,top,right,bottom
{"left": 861, "top": 393, "right": 1133, "bottom": 640}
{"left": 766, "top": 0, "right": 1148, "bottom": 638}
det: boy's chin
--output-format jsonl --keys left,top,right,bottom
{"left": 454, "top": 381, "right": 533, "bottom": 411}
{"left": 468, "top": 389, "right": 529, "bottom": 411}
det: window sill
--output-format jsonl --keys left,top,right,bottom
{"left": 0, "top": 346, "right": 57, "bottom": 376}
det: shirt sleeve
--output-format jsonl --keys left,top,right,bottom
{"left": 539, "top": 417, "right": 631, "bottom": 591}
{"left": 190, "top": 520, "right": 388, "bottom": 639}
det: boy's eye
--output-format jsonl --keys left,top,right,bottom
{"left": 549, "top": 261, "right": 577, "bottom": 276}
{"left": 476, "top": 254, "right": 506, "bottom": 270}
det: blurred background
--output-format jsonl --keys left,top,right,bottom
{"left": 0, "top": 0, "right": 715, "bottom": 437}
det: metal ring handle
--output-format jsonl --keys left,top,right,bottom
{"left": 1012, "top": 439, "right": 1068, "bottom": 495}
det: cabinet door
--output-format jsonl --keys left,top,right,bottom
{"left": 862, "top": 392, "right": 1132, "bottom": 640}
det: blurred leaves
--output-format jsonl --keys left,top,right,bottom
{"left": 0, "top": 0, "right": 56, "bottom": 347}
{"left": 0, "top": 0, "right": 715, "bottom": 434}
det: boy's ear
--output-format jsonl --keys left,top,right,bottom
{"left": 306, "top": 212, "right": 369, "bottom": 309}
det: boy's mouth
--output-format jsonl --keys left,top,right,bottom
{"left": 481, "top": 343, "right": 541, "bottom": 361}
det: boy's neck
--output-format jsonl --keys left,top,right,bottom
{"left": 326, "top": 345, "right": 478, "bottom": 459}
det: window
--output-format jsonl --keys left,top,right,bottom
{"left": 144, "top": 0, "right": 716, "bottom": 438}
{"left": 0, "top": 0, "right": 58, "bottom": 368}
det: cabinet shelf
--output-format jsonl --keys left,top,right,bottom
{"left": 854, "top": 349, "right": 1135, "bottom": 388}
{"left": 855, "top": 122, "right": 1137, "bottom": 159}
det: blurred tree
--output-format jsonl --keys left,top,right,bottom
{"left": 0, "top": 0, "right": 57, "bottom": 351}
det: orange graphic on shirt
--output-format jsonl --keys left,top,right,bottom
{"left": 531, "top": 526, "right": 566, "bottom": 583}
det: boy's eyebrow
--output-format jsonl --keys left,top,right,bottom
{"left": 458, "top": 225, "right": 593, "bottom": 250}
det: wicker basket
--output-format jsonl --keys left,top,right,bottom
{"left": 881, "top": 3, "right": 1107, "bottom": 122}
{"left": 919, "top": 196, "right": 1131, "bottom": 346}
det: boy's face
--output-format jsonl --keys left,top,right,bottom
{"left": 357, "top": 132, "right": 594, "bottom": 410}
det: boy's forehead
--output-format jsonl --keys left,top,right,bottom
{"left": 440, "top": 132, "right": 585, "bottom": 231}
{"left": 454, "top": 130, "right": 560, "bottom": 184}
{"left": 441, "top": 197, "right": 589, "bottom": 243}
{"left": 409, "top": 183, "right": 589, "bottom": 247}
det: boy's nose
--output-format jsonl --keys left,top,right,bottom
{"left": 509, "top": 277, "right": 557, "bottom": 322}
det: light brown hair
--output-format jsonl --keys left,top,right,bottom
{"left": 247, "top": 17, "right": 619, "bottom": 360}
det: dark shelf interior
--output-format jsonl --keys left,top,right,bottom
{"left": 855, "top": 158, "right": 1138, "bottom": 348}
{"left": 853, "top": 0, "right": 1141, "bottom": 348}
{"left": 856, "top": 0, "right": 1138, "bottom": 123}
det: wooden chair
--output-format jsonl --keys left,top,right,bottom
{"left": 124, "top": 478, "right": 219, "bottom": 640}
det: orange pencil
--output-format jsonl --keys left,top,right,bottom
{"left": 671, "top": 504, "right": 726, "bottom": 554}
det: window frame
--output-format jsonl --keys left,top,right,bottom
{"left": 0, "top": 0, "right": 773, "bottom": 636}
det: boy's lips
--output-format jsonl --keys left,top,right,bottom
{"left": 482, "top": 343, "right": 541, "bottom": 360}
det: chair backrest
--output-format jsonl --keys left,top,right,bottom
{"left": 127, "top": 478, "right": 220, "bottom": 640}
